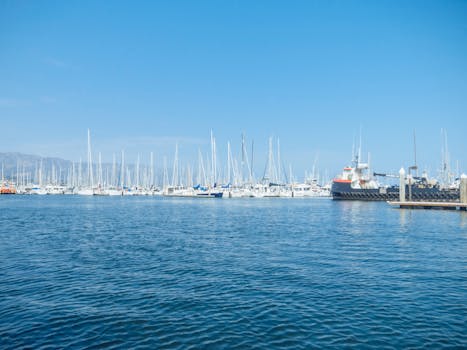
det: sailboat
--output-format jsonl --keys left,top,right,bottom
{"left": 76, "top": 129, "right": 95, "bottom": 195}
{"left": 105, "top": 152, "right": 123, "bottom": 195}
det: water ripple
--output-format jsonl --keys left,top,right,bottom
{"left": 0, "top": 196, "right": 466, "bottom": 349}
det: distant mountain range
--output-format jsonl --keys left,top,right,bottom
{"left": 0, "top": 152, "right": 71, "bottom": 179}
{"left": 0, "top": 152, "right": 161, "bottom": 185}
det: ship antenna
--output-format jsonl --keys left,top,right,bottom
{"left": 413, "top": 129, "right": 418, "bottom": 177}
{"left": 352, "top": 137, "right": 355, "bottom": 164}
{"left": 408, "top": 129, "right": 418, "bottom": 179}
{"left": 357, "top": 126, "right": 362, "bottom": 165}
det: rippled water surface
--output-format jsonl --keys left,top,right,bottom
{"left": 1, "top": 196, "right": 466, "bottom": 349}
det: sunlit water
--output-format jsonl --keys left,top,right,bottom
{"left": 1, "top": 196, "right": 466, "bottom": 349}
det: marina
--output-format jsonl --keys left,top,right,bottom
{"left": 0, "top": 130, "right": 332, "bottom": 198}
{"left": 1, "top": 129, "right": 464, "bottom": 202}
{"left": 2, "top": 1, "right": 467, "bottom": 348}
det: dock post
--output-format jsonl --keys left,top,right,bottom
{"left": 461, "top": 174, "right": 467, "bottom": 204}
{"left": 399, "top": 168, "right": 406, "bottom": 203}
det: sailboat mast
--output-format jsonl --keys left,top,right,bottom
{"left": 112, "top": 153, "right": 116, "bottom": 188}
{"left": 277, "top": 138, "right": 281, "bottom": 183}
{"left": 241, "top": 133, "right": 245, "bottom": 184}
{"left": 266, "top": 136, "right": 273, "bottom": 182}
{"left": 120, "top": 150, "right": 125, "bottom": 189}
{"left": 136, "top": 154, "right": 140, "bottom": 189}
{"left": 163, "top": 156, "right": 168, "bottom": 190}
{"left": 78, "top": 158, "right": 82, "bottom": 187}
{"left": 210, "top": 130, "right": 217, "bottom": 185}
{"left": 172, "top": 143, "right": 178, "bottom": 187}
{"left": 98, "top": 152, "right": 103, "bottom": 188}
{"left": 150, "top": 152, "right": 154, "bottom": 188}
{"left": 39, "top": 159, "right": 43, "bottom": 187}
{"left": 87, "top": 129, "right": 94, "bottom": 188}
{"left": 250, "top": 140, "right": 254, "bottom": 183}
{"left": 227, "top": 141, "right": 231, "bottom": 185}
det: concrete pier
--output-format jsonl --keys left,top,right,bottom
{"left": 461, "top": 174, "right": 467, "bottom": 204}
{"left": 399, "top": 168, "right": 406, "bottom": 202}
{"left": 388, "top": 201, "right": 467, "bottom": 211}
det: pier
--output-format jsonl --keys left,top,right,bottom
{"left": 388, "top": 173, "right": 467, "bottom": 210}
{"left": 387, "top": 201, "right": 467, "bottom": 211}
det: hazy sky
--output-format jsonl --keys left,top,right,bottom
{"left": 1, "top": 1, "right": 466, "bottom": 179}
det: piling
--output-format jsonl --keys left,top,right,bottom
{"left": 461, "top": 174, "right": 467, "bottom": 204}
{"left": 399, "top": 168, "right": 406, "bottom": 202}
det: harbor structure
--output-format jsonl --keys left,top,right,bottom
{"left": 388, "top": 174, "right": 467, "bottom": 211}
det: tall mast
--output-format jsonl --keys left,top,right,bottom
{"left": 199, "top": 150, "right": 207, "bottom": 185}
{"left": 39, "top": 158, "right": 43, "bottom": 187}
{"left": 120, "top": 150, "right": 125, "bottom": 189}
{"left": 163, "top": 156, "right": 168, "bottom": 190}
{"left": 87, "top": 129, "right": 94, "bottom": 188}
{"left": 78, "top": 158, "right": 82, "bottom": 187}
{"left": 150, "top": 152, "right": 154, "bottom": 188}
{"left": 250, "top": 139, "right": 254, "bottom": 183}
{"left": 227, "top": 141, "right": 231, "bottom": 185}
{"left": 98, "top": 152, "right": 103, "bottom": 188}
{"left": 196, "top": 150, "right": 201, "bottom": 185}
{"left": 289, "top": 164, "right": 293, "bottom": 185}
{"left": 351, "top": 136, "right": 355, "bottom": 164}
{"left": 413, "top": 130, "right": 418, "bottom": 176}
{"left": 172, "top": 143, "right": 178, "bottom": 187}
{"left": 16, "top": 160, "right": 19, "bottom": 186}
{"left": 358, "top": 127, "right": 362, "bottom": 164}
{"left": 34, "top": 161, "right": 38, "bottom": 185}
{"left": 112, "top": 153, "right": 116, "bottom": 188}
{"left": 241, "top": 133, "right": 245, "bottom": 184}
{"left": 277, "top": 138, "right": 281, "bottom": 183}
{"left": 210, "top": 130, "right": 217, "bottom": 185}
{"left": 136, "top": 154, "right": 140, "bottom": 189}
{"left": 266, "top": 136, "right": 273, "bottom": 182}
{"left": 186, "top": 164, "right": 192, "bottom": 187}
{"left": 440, "top": 128, "right": 451, "bottom": 185}
{"left": 71, "top": 161, "right": 75, "bottom": 187}
{"left": 126, "top": 166, "right": 131, "bottom": 188}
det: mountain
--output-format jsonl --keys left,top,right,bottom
{"left": 0, "top": 152, "right": 72, "bottom": 180}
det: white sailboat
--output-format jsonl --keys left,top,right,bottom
{"left": 76, "top": 129, "right": 95, "bottom": 195}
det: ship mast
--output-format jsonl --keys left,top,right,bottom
{"left": 411, "top": 130, "right": 418, "bottom": 177}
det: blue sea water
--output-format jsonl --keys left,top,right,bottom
{"left": 0, "top": 196, "right": 466, "bottom": 349}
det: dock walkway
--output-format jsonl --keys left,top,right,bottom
{"left": 388, "top": 201, "right": 467, "bottom": 210}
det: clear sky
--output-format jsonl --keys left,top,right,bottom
{"left": 1, "top": 0, "right": 466, "bottom": 179}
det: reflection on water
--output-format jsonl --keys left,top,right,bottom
{"left": 334, "top": 200, "right": 376, "bottom": 235}
{"left": 460, "top": 211, "right": 467, "bottom": 229}
{"left": 398, "top": 206, "right": 407, "bottom": 226}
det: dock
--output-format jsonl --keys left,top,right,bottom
{"left": 388, "top": 201, "right": 467, "bottom": 211}
{"left": 388, "top": 172, "right": 467, "bottom": 210}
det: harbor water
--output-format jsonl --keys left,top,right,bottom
{"left": 1, "top": 196, "right": 466, "bottom": 349}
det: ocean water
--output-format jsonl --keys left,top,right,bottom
{"left": 0, "top": 196, "right": 466, "bottom": 349}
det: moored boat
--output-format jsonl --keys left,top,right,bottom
{"left": 331, "top": 157, "right": 459, "bottom": 202}
{"left": 0, "top": 181, "right": 16, "bottom": 194}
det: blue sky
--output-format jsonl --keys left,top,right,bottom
{"left": 1, "top": 0, "right": 466, "bottom": 179}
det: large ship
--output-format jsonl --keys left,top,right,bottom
{"left": 331, "top": 157, "right": 459, "bottom": 202}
